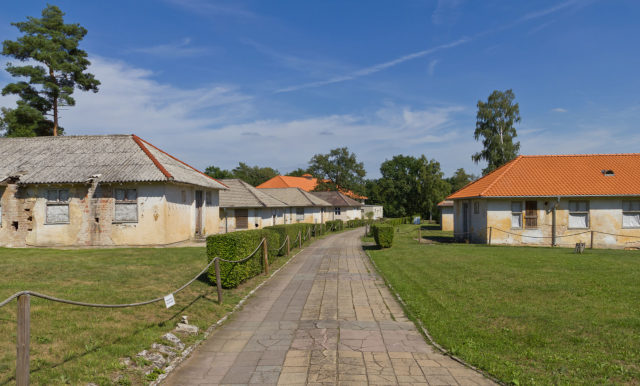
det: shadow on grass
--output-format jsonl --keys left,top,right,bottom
{"left": 362, "top": 244, "right": 382, "bottom": 251}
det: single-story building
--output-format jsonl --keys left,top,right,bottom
{"left": 361, "top": 204, "right": 384, "bottom": 220}
{"left": 437, "top": 200, "right": 453, "bottom": 231}
{"left": 311, "top": 191, "right": 363, "bottom": 221}
{"left": 447, "top": 154, "right": 640, "bottom": 249}
{"left": 257, "top": 173, "right": 367, "bottom": 202}
{"left": 218, "top": 179, "right": 288, "bottom": 232}
{"left": 0, "top": 135, "right": 227, "bottom": 247}
{"left": 257, "top": 187, "right": 332, "bottom": 224}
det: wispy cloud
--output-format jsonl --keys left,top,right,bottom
{"left": 428, "top": 59, "right": 439, "bottom": 76}
{"left": 128, "top": 37, "right": 209, "bottom": 57}
{"left": 275, "top": 38, "right": 469, "bottom": 93}
{"left": 518, "top": 0, "right": 587, "bottom": 22}
{"left": 163, "top": 0, "right": 258, "bottom": 19}
{"left": 552, "top": 107, "right": 568, "bottom": 113}
{"left": 432, "top": 0, "right": 464, "bottom": 26}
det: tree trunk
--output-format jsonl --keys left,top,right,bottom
{"left": 49, "top": 67, "right": 58, "bottom": 136}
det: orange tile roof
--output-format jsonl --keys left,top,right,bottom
{"left": 448, "top": 154, "right": 640, "bottom": 199}
{"left": 257, "top": 175, "right": 367, "bottom": 200}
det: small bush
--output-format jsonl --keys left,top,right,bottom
{"left": 346, "top": 219, "right": 367, "bottom": 228}
{"left": 372, "top": 225, "right": 394, "bottom": 248}
{"left": 326, "top": 219, "right": 344, "bottom": 231}
{"left": 207, "top": 229, "right": 281, "bottom": 288}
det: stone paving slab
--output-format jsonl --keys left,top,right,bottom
{"left": 163, "top": 229, "right": 495, "bottom": 386}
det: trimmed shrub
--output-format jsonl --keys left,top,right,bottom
{"left": 326, "top": 219, "right": 344, "bottom": 231}
{"left": 372, "top": 225, "right": 394, "bottom": 248}
{"left": 346, "top": 219, "right": 366, "bottom": 228}
{"left": 266, "top": 223, "right": 315, "bottom": 248}
{"left": 207, "top": 229, "right": 281, "bottom": 288}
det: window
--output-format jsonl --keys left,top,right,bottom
{"left": 568, "top": 200, "right": 589, "bottom": 228}
{"left": 622, "top": 200, "right": 640, "bottom": 228}
{"left": 206, "top": 191, "right": 213, "bottom": 207}
{"left": 296, "top": 207, "right": 304, "bottom": 222}
{"left": 114, "top": 188, "right": 138, "bottom": 223}
{"left": 334, "top": 207, "right": 341, "bottom": 215}
{"left": 525, "top": 201, "right": 538, "bottom": 228}
{"left": 511, "top": 202, "right": 522, "bottom": 228}
{"left": 46, "top": 189, "right": 70, "bottom": 224}
{"left": 473, "top": 202, "right": 480, "bottom": 214}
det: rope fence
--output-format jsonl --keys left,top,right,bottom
{"left": 0, "top": 230, "right": 314, "bottom": 385}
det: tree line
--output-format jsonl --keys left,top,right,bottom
{"left": 0, "top": 5, "right": 522, "bottom": 221}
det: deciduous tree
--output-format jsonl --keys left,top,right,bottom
{"left": 1, "top": 5, "right": 100, "bottom": 136}
{"left": 308, "top": 147, "right": 366, "bottom": 194}
{"left": 447, "top": 168, "right": 477, "bottom": 194}
{"left": 232, "top": 162, "right": 279, "bottom": 186}
{"left": 472, "top": 89, "right": 520, "bottom": 175}
{"left": 204, "top": 165, "right": 234, "bottom": 180}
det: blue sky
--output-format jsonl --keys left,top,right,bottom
{"left": 1, "top": 0, "right": 639, "bottom": 178}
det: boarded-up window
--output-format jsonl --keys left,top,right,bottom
{"left": 473, "top": 202, "right": 480, "bottom": 214}
{"left": 114, "top": 189, "right": 138, "bottom": 223}
{"left": 511, "top": 201, "right": 522, "bottom": 229}
{"left": 46, "top": 189, "right": 70, "bottom": 224}
{"left": 622, "top": 200, "right": 640, "bottom": 228}
{"left": 296, "top": 207, "right": 305, "bottom": 222}
{"left": 525, "top": 201, "right": 537, "bottom": 228}
{"left": 236, "top": 209, "right": 248, "bottom": 229}
{"left": 568, "top": 200, "right": 589, "bottom": 228}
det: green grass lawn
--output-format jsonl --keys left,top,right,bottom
{"left": 366, "top": 224, "right": 640, "bottom": 385}
{"left": 0, "top": 245, "right": 298, "bottom": 385}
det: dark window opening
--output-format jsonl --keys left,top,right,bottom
{"left": 12, "top": 221, "right": 18, "bottom": 230}
{"left": 525, "top": 201, "right": 538, "bottom": 228}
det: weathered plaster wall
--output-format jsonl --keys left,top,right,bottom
{"left": 440, "top": 206, "right": 453, "bottom": 231}
{"left": 0, "top": 182, "right": 219, "bottom": 247}
{"left": 482, "top": 198, "right": 640, "bottom": 249}
{"left": 203, "top": 190, "right": 220, "bottom": 236}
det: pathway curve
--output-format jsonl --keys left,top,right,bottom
{"left": 163, "top": 229, "right": 494, "bottom": 385}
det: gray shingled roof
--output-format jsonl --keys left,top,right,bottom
{"left": 0, "top": 135, "right": 227, "bottom": 190}
{"left": 219, "top": 179, "right": 288, "bottom": 208}
{"left": 258, "top": 188, "right": 332, "bottom": 207}
{"left": 311, "top": 191, "right": 363, "bottom": 207}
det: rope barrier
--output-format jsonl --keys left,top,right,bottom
{"left": 217, "top": 238, "right": 265, "bottom": 264}
{"left": 276, "top": 235, "right": 289, "bottom": 252}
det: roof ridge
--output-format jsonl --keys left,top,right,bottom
{"left": 131, "top": 135, "right": 173, "bottom": 180}
{"left": 134, "top": 135, "right": 228, "bottom": 189}
{"left": 478, "top": 156, "right": 523, "bottom": 197}
{"left": 520, "top": 153, "right": 640, "bottom": 157}
{"left": 300, "top": 188, "right": 317, "bottom": 206}
{"left": 241, "top": 179, "right": 268, "bottom": 207}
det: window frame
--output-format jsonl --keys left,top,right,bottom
{"left": 568, "top": 200, "right": 590, "bottom": 229}
{"left": 622, "top": 200, "right": 640, "bottom": 229}
{"left": 295, "top": 207, "right": 305, "bottom": 222}
{"left": 473, "top": 201, "right": 480, "bottom": 215}
{"left": 113, "top": 188, "right": 138, "bottom": 224}
{"left": 510, "top": 201, "right": 523, "bottom": 229}
{"left": 524, "top": 200, "right": 538, "bottom": 228}
{"left": 45, "top": 189, "right": 71, "bottom": 224}
{"left": 334, "top": 207, "right": 341, "bottom": 215}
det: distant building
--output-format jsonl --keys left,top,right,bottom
{"left": 0, "top": 135, "right": 226, "bottom": 247}
{"left": 311, "top": 191, "right": 363, "bottom": 221}
{"left": 437, "top": 200, "right": 453, "bottom": 231}
{"left": 258, "top": 173, "right": 367, "bottom": 201}
{"left": 362, "top": 204, "right": 384, "bottom": 220}
{"left": 447, "top": 154, "right": 640, "bottom": 248}
{"left": 258, "top": 187, "right": 332, "bottom": 224}
{"left": 218, "top": 179, "right": 288, "bottom": 232}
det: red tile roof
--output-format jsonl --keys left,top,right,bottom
{"left": 257, "top": 175, "right": 367, "bottom": 200}
{"left": 448, "top": 154, "right": 640, "bottom": 199}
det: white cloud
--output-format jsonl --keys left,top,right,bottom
{"left": 551, "top": 107, "right": 568, "bottom": 113}
{"left": 432, "top": 0, "right": 464, "bottom": 25}
{"left": 428, "top": 59, "right": 439, "bottom": 76}
{"left": 163, "top": 0, "right": 258, "bottom": 19}
{"left": 128, "top": 37, "right": 209, "bottom": 57}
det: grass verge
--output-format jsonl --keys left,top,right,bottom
{"left": 0, "top": 241, "right": 303, "bottom": 385}
{"left": 367, "top": 224, "right": 640, "bottom": 385}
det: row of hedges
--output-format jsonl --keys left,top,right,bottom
{"left": 372, "top": 224, "right": 394, "bottom": 248}
{"left": 381, "top": 217, "right": 413, "bottom": 226}
{"left": 206, "top": 229, "right": 281, "bottom": 288}
{"left": 346, "top": 219, "right": 368, "bottom": 228}
{"left": 208, "top": 219, "right": 367, "bottom": 289}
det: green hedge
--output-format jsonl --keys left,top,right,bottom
{"left": 346, "top": 219, "right": 367, "bottom": 228}
{"left": 207, "top": 229, "right": 281, "bottom": 288}
{"left": 325, "top": 219, "right": 344, "bottom": 231}
{"left": 372, "top": 225, "right": 394, "bottom": 248}
{"left": 381, "top": 217, "right": 412, "bottom": 226}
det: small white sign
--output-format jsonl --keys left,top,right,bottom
{"left": 164, "top": 294, "right": 175, "bottom": 308}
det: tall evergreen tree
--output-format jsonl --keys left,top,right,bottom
{"left": 472, "top": 89, "right": 521, "bottom": 175}
{"left": 1, "top": 5, "right": 100, "bottom": 136}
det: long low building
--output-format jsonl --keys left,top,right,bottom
{"left": 311, "top": 191, "right": 363, "bottom": 221}
{"left": 0, "top": 135, "right": 227, "bottom": 247}
{"left": 258, "top": 187, "right": 333, "bottom": 224}
{"left": 218, "top": 179, "right": 288, "bottom": 232}
{"left": 447, "top": 154, "right": 640, "bottom": 249}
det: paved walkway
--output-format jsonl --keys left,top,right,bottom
{"left": 163, "top": 229, "right": 494, "bottom": 385}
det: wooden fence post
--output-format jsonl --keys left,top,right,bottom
{"left": 17, "top": 294, "right": 30, "bottom": 386}
{"left": 263, "top": 238, "right": 269, "bottom": 275}
{"left": 590, "top": 231, "right": 594, "bottom": 249}
{"left": 214, "top": 259, "right": 223, "bottom": 304}
{"left": 286, "top": 236, "right": 290, "bottom": 256}
{"left": 488, "top": 227, "right": 492, "bottom": 246}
